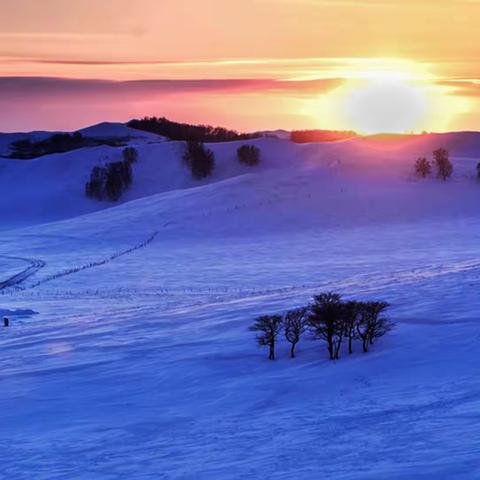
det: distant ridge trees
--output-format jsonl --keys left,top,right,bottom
{"left": 8, "top": 133, "right": 127, "bottom": 159}
{"left": 250, "top": 293, "right": 394, "bottom": 361}
{"left": 128, "top": 117, "right": 260, "bottom": 143}
{"left": 291, "top": 129, "right": 358, "bottom": 143}
{"left": 183, "top": 141, "right": 215, "bottom": 179}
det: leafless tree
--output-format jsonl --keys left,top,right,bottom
{"left": 307, "top": 293, "right": 344, "bottom": 360}
{"left": 415, "top": 157, "right": 431, "bottom": 178}
{"left": 284, "top": 307, "right": 307, "bottom": 358}
{"left": 433, "top": 148, "right": 453, "bottom": 181}
{"left": 356, "top": 301, "right": 392, "bottom": 352}
{"left": 249, "top": 315, "right": 283, "bottom": 360}
{"left": 342, "top": 301, "right": 362, "bottom": 354}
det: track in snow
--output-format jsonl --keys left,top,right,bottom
{"left": 0, "top": 255, "right": 46, "bottom": 290}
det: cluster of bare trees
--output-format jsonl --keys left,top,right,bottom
{"left": 415, "top": 148, "right": 453, "bottom": 180}
{"left": 250, "top": 293, "right": 394, "bottom": 361}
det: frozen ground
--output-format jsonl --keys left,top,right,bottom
{"left": 1, "top": 125, "right": 480, "bottom": 479}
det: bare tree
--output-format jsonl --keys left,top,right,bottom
{"left": 356, "top": 301, "right": 392, "bottom": 352}
{"left": 433, "top": 148, "right": 453, "bottom": 181}
{"left": 249, "top": 315, "right": 283, "bottom": 360}
{"left": 307, "top": 293, "right": 344, "bottom": 360}
{"left": 342, "top": 301, "right": 361, "bottom": 354}
{"left": 415, "top": 157, "right": 431, "bottom": 178}
{"left": 284, "top": 307, "right": 307, "bottom": 358}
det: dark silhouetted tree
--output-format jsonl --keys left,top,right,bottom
{"left": 433, "top": 148, "right": 453, "bottom": 181}
{"left": 284, "top": 307, "right": 307, "bottom": 358}
{"left": 356, "top": 301, "right": 392, "bottom": 352}
{"left": 477, "top": 162, "right": 480, "bottom": 180}
{"left": 237, "top": 145, "right": 261, "bottom": 166}
{"left": 105, "top": 161, "right": 132, "bottom": 201}
{"left": 250, "top": 315, "right": 283, "bottom": 360}
{"left": 183, "top": 141, "right": 215, "bottom": 179}
{"left": 123, "top": 146, "right": 138, "bottom": 164}
{"left": 86, "top": 159, "right": 132, "bottom": 202}
{"left": 415, "top": 157, "right": 431, "bottom": 178}
{"left": 341, "top": 301, "right": 362, "bottom": 354}
{"left": 307, "top": 292, "right": 344, "bottom": 360}
{"left": 85, "top": 165, "right": 107, "bottom": 200}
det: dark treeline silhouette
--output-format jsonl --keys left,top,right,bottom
{"left": 8, "top": 133, "right": 127, "bottom": 159}
{"left": 291, "top": 129, "right": 358, "bottom": 143}
{"left": 250, "top": 292, "right": 394, "bottom": 361}
{"left": 86, "top": 147, "right": 138, "bottom": 201}
{"left": 237, "top": 144, "right": 261, "bottom": 166}
{"left": 128, "top": 116, "right": 260, "bottom": 142}
{"left": 183, "top": 141, "right": 215, "bottom": 179}
{"left": 414, "top": 148, "right": 453, "bottom": 181}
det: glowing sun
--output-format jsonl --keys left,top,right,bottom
{"left": 343, "top": 79, "right": 429, "bottom": 134}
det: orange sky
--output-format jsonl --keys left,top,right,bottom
{"left": 1, "top": 0, "right": 480, "bottom": 132}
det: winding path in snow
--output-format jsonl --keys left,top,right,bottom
{"left": 0, "top": 255, "right": 46, "bottom": 290}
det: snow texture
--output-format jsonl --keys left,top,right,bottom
{"left": 1, "top": 126, "right": 480, "bottom": 479}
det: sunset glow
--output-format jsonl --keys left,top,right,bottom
{"left": 1, "top": 0, "right": 479, "bottom": 132}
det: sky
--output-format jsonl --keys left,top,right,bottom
{"left": 1, "top": 0, "right": 480, "bottom": 133}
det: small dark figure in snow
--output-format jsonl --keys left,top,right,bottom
{"left": 3, "top": 317, "right": 9, "bottom": 327}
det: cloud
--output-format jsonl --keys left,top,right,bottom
{"left": 0, "top": 76, "right": 343, "bottom": 100}
{"left": 435, "top": 79, "right": 480, "bottom": 97}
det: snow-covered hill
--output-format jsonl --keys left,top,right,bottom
{"left": 1, "top": 124, "right": 480, "bottom": 479}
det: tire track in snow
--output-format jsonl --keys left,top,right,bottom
{"left": 0, "top": 255, "right": 46, "bottom": 290}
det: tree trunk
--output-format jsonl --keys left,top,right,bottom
{"left": 362, "top": 338, "right": 368, "bottom": 353}
{"left": 327, "top": 339, "right": 334, "bottom": 360}
{"left": 348, "top": 335, "right": 353, "bottom": 354}
{"left": 290, "top": 342, "right": 296, "bottom": 359}
{"left": 269, "top": 342, "right": 275, "bottom": 360}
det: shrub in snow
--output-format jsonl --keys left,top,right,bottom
{"left": 123, "top": 146, "right": 138, "bottom": 164}
{"left": 433, "top": 148, "right": 453, "bottom": 181}
{"left": 237, "top": 145, "right": 261, "bottom": 166}
{"left": 284, "top": 307, "right": 307, "bottom": 358}
{"left": 85, "top": 166, "right": 107, "bottom": 200}
{"left": 85, "top": 159, "right": 132, "bottom": 201}
{"left": 249, "top": 315, "right": 283, "bottom": 360}
{"left": 183, "top": 141, "right": 215, "bottom": 179}
{"left": 105, "top": 161, "right": 132, "bottom": 201}
{"left": 415, "top": 157, "right": 431, "bottom": 178}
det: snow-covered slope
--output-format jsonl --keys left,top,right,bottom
{"left": 1, "top": 125, "right": 480, "bottom": 479}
